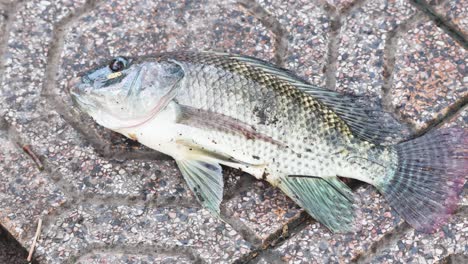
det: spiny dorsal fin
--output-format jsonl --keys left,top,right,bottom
{"left": 226, "top": 53, "right": 411, "bottom": 145}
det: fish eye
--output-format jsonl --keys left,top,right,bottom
{"left": 109, "top": 56, "right": 128, "bottom": 72}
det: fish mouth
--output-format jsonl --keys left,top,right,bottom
{"left": 68, "top": 77, "right": 97, "bottom": 112}
{"left": 70, "top": 92, "right": 96, "bottom": 111}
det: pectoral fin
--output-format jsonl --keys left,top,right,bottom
{"left": 176, "top": 159, "right": 224, "bottom": 217}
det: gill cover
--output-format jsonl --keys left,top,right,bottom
{"left": 74, "top": 59, "right": 185, "bottom": 129}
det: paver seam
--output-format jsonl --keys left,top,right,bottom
{"left": 1, "top": 113, "right": 199, "bottom": 242}
{"left": 436, "top": 252, "right": 468, "bottom": 264}
{"left": 354, "top": 222, "right": 412, "bottom": 263}
{"left": 355, "top": 206, "right": 467, "bottom": 263}
{"left": 71, "top": 243, "right": 205, "bottom": 264}
{"left": 0, "top": 0, "right": 201, "bottom": 259}
{"left": 0, "top": 0, "right": 24, "bottom": 80}
{"left": 413, "top": 96, "right": 468, "bottom": 137}
{"left": 237, "top": 0, "right": 468, "bottom": 262}
{"left": 381, "top": 9, "right": 468, "bottom": 137}
{"left": 246, "top": 248, "right": 287, "bottom": 264}
{"left": 242, "top": 213, "right": 312, "bottom": 264}
{"left": 324, "top": 5, "right": 340, "bottom": 91}
{"left": 320, "top": 0, "right": 370, "bottom": 91}
{"left": 409, "top": 0, "right": 468, "bottom": 50}
{"left": 381, "top": 12, "right": 426, "bottom": 134}
{"left": 40, "top": 0, "right": 110, "bottom": 156}
{"left": 237, "top": 0, "right": 288, "bottom": 67}
{"left": 359, "top": 7, "right": 468, "bottom": 260}
{"left": 0, "top": 224, "right": 31, "bottom": 264}
{"left": 40, "top": 0, "right": 169, "bottom": 162}
{"left": 2, "top": 0, "right": 466, "bottom": 262}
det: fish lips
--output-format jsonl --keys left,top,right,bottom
{"left": 68, "top": 76, "right": 97, "bottom": 112}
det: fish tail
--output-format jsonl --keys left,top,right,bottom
{"left": 376, "top": 128, "right": 466, "bottom": 233}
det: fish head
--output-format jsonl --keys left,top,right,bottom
{"left": 69, "top": 56, "right": 184, "bottom": 129}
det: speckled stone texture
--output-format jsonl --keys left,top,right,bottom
{"left": 0, "top": 0, "right": 467, "bottom": 263}
{"left": 224, "top": 179, "right": 302, "bottom": 244}
{"left": 325, "top": 0, "right": 359, "bottom": 13}
{"left": 255, "top": 186, "right": 405, "bottom": 263}
{"left": 336, "top": 0, "right": 417, "bottom": 98}
{"left": 391, "top": 19, "right": 467, "bottom": 129}
{"left": 370, "top": 208, "right": 467, "bottom": 263}
{"left": 257, "top": 0, "right": 330, "bottom": 86}
{"left": 434, "top": 0, "right": 468, "bottom": 36}
{"left": 0, "top": 119, "right": 67, "bottom": 245}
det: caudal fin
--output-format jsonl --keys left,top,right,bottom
{"left": 377, "top": 128, "right": 467, "bottom": 233}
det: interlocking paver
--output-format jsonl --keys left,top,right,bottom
{"left": 224, "top": 180, "right": 301, "bottom": 245}
{"left": 0, "top": 0, "right": 467, "bottom": 263}
{"left": 434, "top": 0, "right": 468, "bottom": 37}
{"left": 37, "top": 203, "right": 252, "bottom": 263}
{"left": 391, "top": 19, "right": 467, "bottom": 129}
{"left": 335, "top": 0, "right": 417, "bottom": 98}
{"left": 255, "top": 186, "right": 404, "bottom": 263}
{"left": 76, "top": 252, "right": 194, "bottom": 264}
{"left": 0, "top": 0, "right": 278, "bottom": 262}
{"left": 369, "top": 194, "right": 467, "bottom": 263}
{"left": 56, "top": 0, "right": 307, "bottom": 251}
{"left": 258, "top": 0, "right": 330, "bottom": 86}
{"left": 0, "top": 122, "right": 67, "bottom": 245}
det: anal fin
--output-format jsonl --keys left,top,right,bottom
{"left": 279, "top": 176, "right": 360, "bottom": 233}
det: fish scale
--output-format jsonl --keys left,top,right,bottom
{"left": 168, "top": 54, "right": 374, "bottom": 186}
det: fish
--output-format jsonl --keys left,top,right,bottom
{"left": 69, "top": 51, "right": 466, "bottom": 233}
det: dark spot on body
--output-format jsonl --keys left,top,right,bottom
{"left": 262, "top": 171, "right": 269, "bottom": 181}
{"left": 253, "top": 106, "right": 268, "bottom": 125}
{"left": 252, "top": 155, "right": 260, "bottom": 160}
{"left": 305, "top": 148, "right": 312, "bottom": 152}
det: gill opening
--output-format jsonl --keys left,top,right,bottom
{"left": 110, "top": 75, "right": 183, "bottom": 130}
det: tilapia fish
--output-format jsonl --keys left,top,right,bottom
{"left": 69, "top": 51, "right": 466, "bottom": 233}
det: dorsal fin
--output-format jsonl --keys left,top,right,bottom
{"left": 226, "top": 53, "right": 411, "bottom": 145}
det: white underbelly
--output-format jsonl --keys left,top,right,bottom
{"left": 115, "top": 104, "right": 267, "bottom": 179}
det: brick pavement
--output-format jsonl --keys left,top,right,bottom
{"left": 0, "top": 0, "right": 466, "bottom": 263}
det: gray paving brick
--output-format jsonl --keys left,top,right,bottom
{"left": 258, "top": 0, "right": 330, "bottom": 86}
{"left": 335, "top": 0, "right": 417, "bottom": 98}
{"left": 37, "top": 203, "right": 251, "bottom": 263}
{"left": 224, "top": 179, "right": 302, "bottom": 245}
{"left": 391, "top": 19, "right": 467, "bottom": 129}
{"left": 255, "top": 186, "right": 404, "bottom": 263}
{"left": 434, "top": 0, "right": 468, "bottom": 37}
{"left": 0, "top": 0, "right": 467, "bottom": 263}
{"left": 0, "top": 121, "right": 67, "bottom": 246}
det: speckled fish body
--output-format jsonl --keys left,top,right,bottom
{"left": 138, "top": 53, "right": 390, "bottom": 182}
{"left": 70, "top": 52, "right": 466, "bottom": 233}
